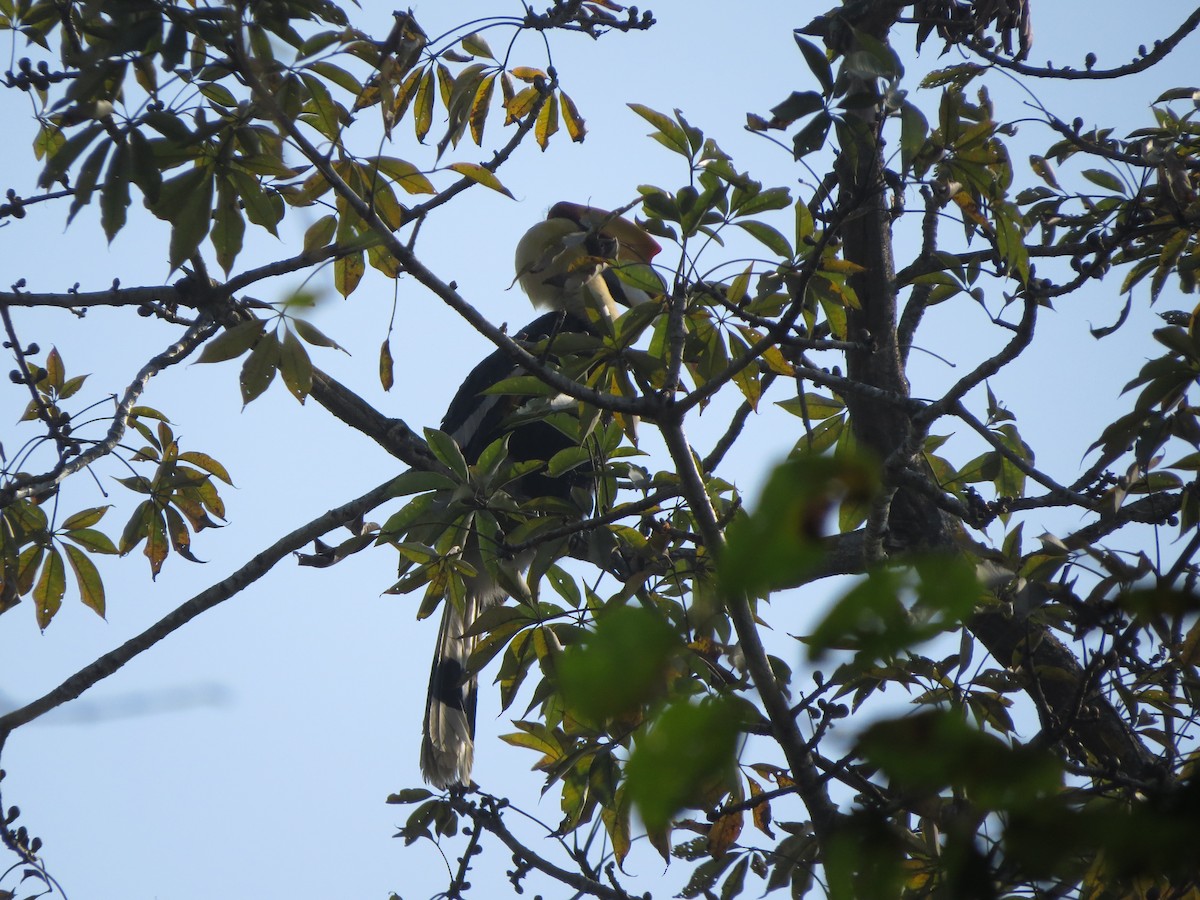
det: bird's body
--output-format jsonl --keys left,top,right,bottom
{"left": 419, "top": 203, "right": 661, "bottom": 789}
{"left": 420, "top": 310, "right": 589, "bottom": 787}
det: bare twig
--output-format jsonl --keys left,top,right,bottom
{"left": 448, "top": 792, "right": 633, "bottom": 900}
{"left": 915, "top": 294, "right": 1037, "bottom": 426}
{"left": 964, "top": 8, "right": 1200, "bottom": 80}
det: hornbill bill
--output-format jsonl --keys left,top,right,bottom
{"left": 420, "top": 202, "right": 662, "bottom": 788}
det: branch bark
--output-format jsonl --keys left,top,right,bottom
{"left": 826, "top": 12, "right": 1164, "bottom": 782}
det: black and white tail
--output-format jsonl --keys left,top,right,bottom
{"left": 420, "top": 590, "right": 482, "bottom": 788}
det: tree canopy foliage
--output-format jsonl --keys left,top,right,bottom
{"left": 3, "top": 0, "right": 1200, "bottom": 897}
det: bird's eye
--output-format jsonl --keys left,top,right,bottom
{"left": 586, "top": 231, "right": 619, "bottom": 259}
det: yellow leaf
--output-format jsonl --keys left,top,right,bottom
{"left": 510, "top": 65, "right": 545, "bottom": 82}
{"left": 447, "top": 162, "right": 513, "bottom": 199}
{"left": 504, "top": 85, "right": 540, "bottom": 123}
{"left": 707, "top": 809, "right": 744, "bottom": 856}
{"left": 413, "top": 68, "right": 434, "bottom": 142}
{"left": 535, "top": 94, "right": 559, "bottom": 150}
{"left": 819, "top": 257, "right": 866, "bottom": 275}
{"left": 746, "top": 777, "right": 774, "bottom": 837}
{"left": 469, "top": 74, "right": 495, "bottom": 145}
{"left": 559, "top": 91, "right": 586, "bottom": 142}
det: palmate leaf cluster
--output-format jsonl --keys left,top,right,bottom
{"left": 3, "top": 2, "right": 1200, "bottom": 900}
{"left": 0, "top": 0, "right": 623, "bottom": 628}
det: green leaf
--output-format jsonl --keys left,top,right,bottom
{"left": 558, "top": 607, "right": 680, "bottom": 722}
{"left": 38, "top": 122, "right": 104, "bottom": 188}
{"left": 378, "top": 493, "right": 438, "bottom": 540}
{"left": 386, "top": 788, "right": 434, "bottom": 804}
{"left": 300, "top": 72, "right": 343, "bottom": 140}
{"left": 196, "top": 319, "right": 264, "bottom": 364}
{"left": 230, "top": 170, "right": 283, "bottom": 236}
{"left": 63, "top": 543, "right": 105, "bottom": 617}
{"left": 171, "top": 166, "right": 216, "bottom": 270}
{"left": 769, "top": 90, "right": 824, "bottom": 127}
{"left": 62, "top": 528, "right": 117, "bottom": 555}
{"left": 735, "top": 220, "right": 793, "bottom": 258}
{"left": 461, "top": 32, "right": 494, "bottom": 59}
{"left": 733, "top": 186, "right": 792, "bottom": 218}
{"left": 278, "top": 328, "right": 313, "bottom": 401}
{"left": 481, "top": 375, "right": 557, "bottom": 397}
{"left": 386, "top": 469, "right": 459, "bottom": 497}
{"left": 61, "top": 506, "right": 110, "bottom": 530}
{"left": 33, "top": 546, "right": 66, "bottom": 629}
{"left": 793, "top": 34, "right": 833, "bottom": 94}
{"left": 1082, "top": 168, "right": 1125, "bottom": 193}
{"left": 546, "top": 445, "right": 591, "bottom": 477}
{"left": 899, "top": 102, "right": 928, "bottom": 173}
{"left": 239, "top": 332, "right": 281, "bottom": 405}
{"left": 626, "top": 697, "right": 742, "bottom": 831}
{"left": 17, "top": 545, "right": 45, "bottom": 597}
{"left": 414, "top": 68, "right": 435, "bottom": 141}
{"left": 807, "top": 556, "right": 979, "bottom": 663}
{"left": 291, "top": 318, "right": 345, "bottom": 352}
{"left": 198, "top": 81, "right": 237, "bottom": 108}
{"left": 424, "top": 428, "right": 469, "bottom": 480}
{"left": 628, "top": 103, "right": 691, "bottom": 157}
{"left": 721, "top": 454, "right": 877, "bottom": 595}
{"left": 177, "top": 451, "right": 233, "bottom": 485}
{"left": 792, "top": 111, "right": 831, "bottom": 158}
{"left": 212, "top": 177, "right": 245, "bottom": 273}
{"left": 303, "top": 214, "right": 337, "bottom": 251}
{"left": 67, "top": 141, "right": 110, "bottom": 224}
{"left": 858, "top": 709, "right": 1061, "bottom": 806}
{"left": 145, "top": 508, "right": 169, "bottom": 577}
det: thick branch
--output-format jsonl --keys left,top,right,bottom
{"left": 308, "top": 367, "right": 436, "bottom": 470}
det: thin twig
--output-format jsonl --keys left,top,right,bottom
{"left": 0, "top": 319, "right": 218, "bottom": 506}
{"left": 448, "top": 794, "right": 633, "bottom": 900}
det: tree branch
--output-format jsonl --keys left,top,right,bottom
{"left": 963, "top": 8, "right": 1200, "bottom": 80}
{"left": 0, "top": 477, "right": 398, "bottom": 735}
{"left": 657, "top": 408, "right": 841, "bottom": 843}
{"left": 0, "top": 319, "right": 218, "bottom": 506}
{"left": 448, "top": 792, "right": 634, "bottom": 900}
{"left": 233, "top": 46, "right": 653, "bottom": 420}
{"left": 915, "top": 294, "right": 1037, "bottom": 427}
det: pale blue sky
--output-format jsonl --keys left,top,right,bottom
{"left": 1, "top": 3, "right": 1197, "bottom": 898}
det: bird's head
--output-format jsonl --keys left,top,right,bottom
{"left": 514, "top": 202, "right": 662, "bottom": 316}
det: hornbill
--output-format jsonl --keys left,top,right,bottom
{"left": 420, "top": 203, "right": 662, "bottom": 788}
